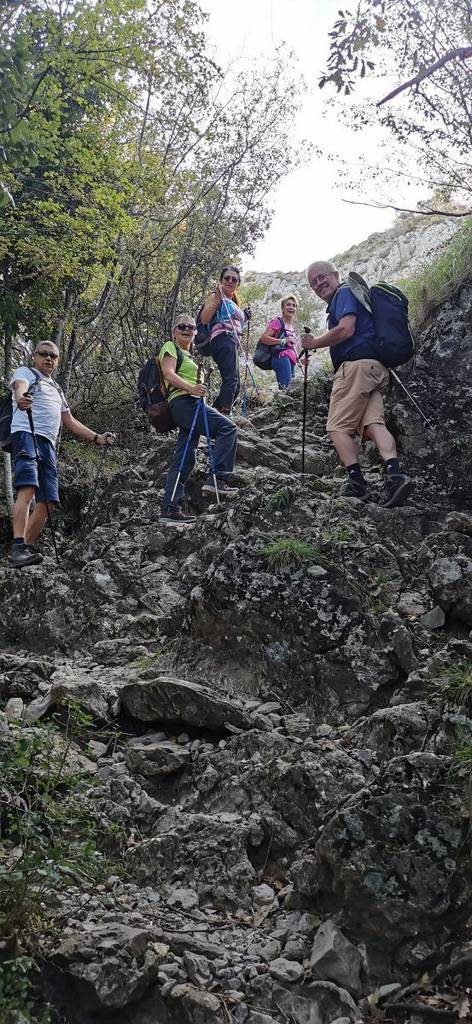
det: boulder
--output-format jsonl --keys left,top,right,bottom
{"left": 120, "top": 676, "right": 263, "bottom": 732}
{"left": 309, "top": 920, "right": 362, "bottom": 997}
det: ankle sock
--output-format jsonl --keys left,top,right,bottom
{"left": 346, "top": 463, "right": 366, "bottom": 485}
{"left": 13, "top": 537, "right": 25, "bottom": 546}
{"left": 384, "top": 458, "right": 400, "bottom": 476}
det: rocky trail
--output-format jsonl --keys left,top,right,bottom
{"left": 1, "top": 288, "right": 472, "bottom": 1024}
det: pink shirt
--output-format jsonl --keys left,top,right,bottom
{"left": 268, "top": 318, "right": 300, "bottom": 364}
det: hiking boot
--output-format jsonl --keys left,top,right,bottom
{"left": 341, "top": 478, "right": 370, "bottom": 501}
{"left": 10, "top": 542, "right": 43, "bottom": 568}
{"left": 159, "top": 507, "right": 196, "bottom": 526}
{"left": 379, "top": 474, "right": 415, "bottom": 509}
{"left": 201, "top": 479, "right": 239, "bottom": 498}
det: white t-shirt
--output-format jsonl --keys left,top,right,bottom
{"left": 9, "top": 367, "right": 70, "bottom": 444}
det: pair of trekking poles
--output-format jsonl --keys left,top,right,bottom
{"left": 170, "top": 364, "right": 221, "bottom": 508}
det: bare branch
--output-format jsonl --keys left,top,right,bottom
{"left": 341, "top": 198, "right": 471, "bottom": 217}
{"left": 378, "top": 46, "right": 472, "bottom": 106}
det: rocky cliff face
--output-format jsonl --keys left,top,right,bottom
{"left": 243, "top": 213, "right": 462, "bottom": 336}
{"left": 1, "top": 281, "right": 472, "bottom": 1024}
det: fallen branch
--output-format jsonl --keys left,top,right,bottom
{"left": 378, "top": 46, "right": 472, "bottom": 106}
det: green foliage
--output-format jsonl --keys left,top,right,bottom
{"left": 400, "top": 218, "right": 472, "bottom": 330}
{"left": 260, "top": 537, "right": 328, "bottom": 569}
{"left": 309, "top": 477, "right": 333, "bottom": 494}
{"left": 0, "top": 701, "right": 117, "bottom": 941}
{"left": 323, "top": 525, "right": 354, "bottom": 544}
{"left": 434, "top": 662, "right": 472, "bottom": 712}
{"left": 0, "top": 954, "right": 46, "bottom": 1024}
{"left": 60, "top": 438, "right": 126, "bottom": 478}
{"left": 265, "top": 487, "right": 291, "bottom": 510}
{"left": 320, "top": 0, "right": 471, "bottom": 218}
{"left": 239, "top": 281, "right": 266, "bottom": 306}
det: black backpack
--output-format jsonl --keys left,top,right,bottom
{"left": 194, "top": 304, "right": 217, "bottom": 357}
{"left": 0, "top": 368, "right": 41, "bottom": 453}
{"left": 347, "top": 271, "right": 415, "bottom": 368}
{"left": 253, "top": 318, "right": 287, "bottom": 370}
{"left": 137, "top": 346, "right": 183, "bottom": 434}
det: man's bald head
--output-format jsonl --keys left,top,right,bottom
{"left": 307, "top": 261, "right": 341, "bottom": 302}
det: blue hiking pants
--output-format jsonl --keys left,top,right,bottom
{"left": 162, "top": 396, "right": 236, "bottom": 511}
{"left": 210, "top": 332, "right": 240, "bottom": 412}
{"left": 272, "top": 353, "right": 295, "bottom": 389}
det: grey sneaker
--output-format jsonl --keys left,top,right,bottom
{"left": 159, "top": 507, "right": 196, "bottom": 526}
{"left": 341, "top": 478, "right": 370, "bottom": 501}
{"left": 379, "top": 474, "right": 415, "bottom": 509}
{"left": 10, "top": 542, "right": 43, "bottom": 567}
{"left": 201, "top": 479, "right": 239, "bottom": 497}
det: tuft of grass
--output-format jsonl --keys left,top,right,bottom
{"left": 260, "top": 537, "right": 328, "bottom": 570}
{"left": 323, "top": 526, "right": 354, "bottom": 544}
{"left": 399, "top": 217, "right": 472, "bottom": 331}
{"left": 310, "top": 477, "right": 333, "bottom": 494}
{"left": 265, "top": 487, "right": 291, "bottom": 511}
{"left": 434, "top": 661, "right": 472, "bottom": 711}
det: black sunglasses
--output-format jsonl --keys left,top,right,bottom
{"left": 175, "top": 323, "right": 195, "bottom": 331}
{"left": 223, "top": 275, "right": 239, "bottom": 284}
{"left": 35, "top": 350, "right": 59, "bottom": 359}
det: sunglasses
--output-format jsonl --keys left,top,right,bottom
{"left": 35, "top": 351, "right": 59, "bottom": 359}
{"left": 175, "top": 323, "right": 195, "bottom": 331}
{"left": 223, "top": 275, "right": 239, "bottom": 284}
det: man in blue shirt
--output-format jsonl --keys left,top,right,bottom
{"left": 302, "top": 261, "right": 414, "bottom": 508}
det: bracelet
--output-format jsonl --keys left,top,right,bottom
{"left": 92, "top": 433, "right": 99, "bottom": 444}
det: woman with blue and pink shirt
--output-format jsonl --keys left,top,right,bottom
{"left": 258, "top": 294, "right": 300, "bottom": 390}
{"left": 199, "top": 264, "right": 246, "bottom": 414}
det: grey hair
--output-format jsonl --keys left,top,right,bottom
{"left": 307, "top": 261, "right": 339, "bottom": 280}
{"left": 34, "top": 340, "right": 59, "bottom": 354}
{"left": 172, "top": 313, "right": 196, "bottom": 330}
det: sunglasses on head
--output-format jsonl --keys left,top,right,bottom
{"left": 223, "top": 275, "right": 239, "bottom": 284}
{"left": 36, "top": 350, "right": 58, "bottom": 359}
{"left": 175, "top": 323, "right": 195, "bottom": 331}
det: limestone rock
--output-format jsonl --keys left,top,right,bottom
{"left": 309, "top": 919, "right": 362, "bottom": 997}
{"left": 121, "top": 676, "right": 263, "bottom": 732}
{"left": 126, "top": 735, "right": 191, "bottom": 777}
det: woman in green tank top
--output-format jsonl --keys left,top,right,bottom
{"left": 159, "top": 314, "right": 239, "bottom": 525}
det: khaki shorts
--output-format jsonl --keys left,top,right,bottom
{"left": 326, "top": 359, "right": 389, "bottom": 435}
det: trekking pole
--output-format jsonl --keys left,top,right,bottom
{"left": 200, "top": 400, "right": 220, "bottom": 506}
{"left": 170, "top": 367, "right": 220, "bottom": 507}
{"left": 219, "top": 293, "right": 259, "bottom": 395}
{"left": 299, "top": 329, "right": 311, "bottom": 482}
{"left": 170, "top": 401, "right": 200, "bottom": 506}
{"left": 241, "top": 319, "right": 251, "bottom": 416}
{"left": 390, "top": 370, "right": 432, "bottom": 425}
{"left": 25, "top": 406, "right": 60, "bottom": 563}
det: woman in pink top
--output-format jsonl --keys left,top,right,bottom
{"left": 258, "top": 294, "right": 300, "bottom": 389}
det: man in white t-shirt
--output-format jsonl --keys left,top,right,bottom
{"left": 9, "top": 340, "right": 113, "bottom": 568}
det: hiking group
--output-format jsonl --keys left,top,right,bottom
{"left": 3, "top": 259, "right": 415, "bottom": 565}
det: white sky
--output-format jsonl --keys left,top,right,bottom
{"left": 201, "top": 0, "right": 425, "bottom": 273}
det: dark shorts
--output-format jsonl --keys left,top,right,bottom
{"left": 10, "top": 431, "right": 59, "bottom": 503}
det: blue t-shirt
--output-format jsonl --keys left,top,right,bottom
{"left": 327, "top": 285, "right": 377, "bottom": 371}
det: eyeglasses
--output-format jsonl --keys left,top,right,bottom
{"left": 35, "top": 350, "right": 59, "bottom": 359}
{"left": 310, "top": 273, "right": 333, "bottom": 287}
{"left": 223, "top": 275, "right": 239, "bottom": 284}
{"left": 175, "top": 323, "right": 195, "bottom": 331}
